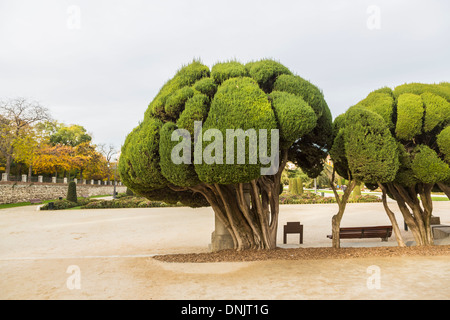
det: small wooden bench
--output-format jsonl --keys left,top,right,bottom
{"left": 327, "top": 226, "right": 393, "bottom": 242}
{"left": 30, "top": 199, "right": 42, "bottom": 204}
{"left": 283, "top": 222, "right": 304, "bottom": 244}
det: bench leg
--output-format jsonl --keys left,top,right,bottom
{"left": 283, "top": 233, "right": 287, "bottom": 244}
{"left": 300, "top": 226, "right": 303, "bottom": 244}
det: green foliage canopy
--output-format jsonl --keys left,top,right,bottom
{"left": 329, "top": 107, "right": 399, "bottom": 184}
{"left": 348, "top": 82, "right": 450, "bottom": 188}
{"left": 119, "top": 59, "right": 332, "bottom": 206}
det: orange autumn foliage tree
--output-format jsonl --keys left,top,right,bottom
{"left": 32, "top": 144, "right": 77, "bottom": 176}
{"left": 76, "top": 142, "right": 110, "bottom": 180}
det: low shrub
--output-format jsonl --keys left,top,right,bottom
{"left": 279, "top": 192, "right": 381, "bottom": 205}
{"left": 40, "top": 197, "right": 91, "bottom": 210}
{"left": 347, "top": 194, "right": 382, "bottom": 203}
{"left": 279, "top": 192, "right": 334, "bottom": 205}
{"left": 40, "top": 199, "right": 77, "bottom": 210}
{"left": 80, "top": 196, "right": 172, "bottom": 209}
{"left": 41, "top": 193, "right": 382, "bottom": 210}
{"left": 67, "top": 182, "right": 77, "bottom": 203}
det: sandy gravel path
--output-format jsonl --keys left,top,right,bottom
{"left": 0, "top": 202, "right": 449, "bottom": 299}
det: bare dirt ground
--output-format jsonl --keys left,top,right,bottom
{"left": 0, "top": 202, "right": 449, "bottom": 300}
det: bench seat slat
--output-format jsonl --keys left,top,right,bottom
{"left": 327, "top": 226, "right": 392, "bottom": 241}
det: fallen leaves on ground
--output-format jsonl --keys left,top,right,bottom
{"left": 153, "top": 245, "right": 450, "bottom": 263}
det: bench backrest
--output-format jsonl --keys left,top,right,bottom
{"left": 340, "top": 226, "right": 392, "bottom": 232}
{"left": 340, "top": 226, "right": 392, "bottom": 237}
{"left": 284, "top": 222, "right": 302, "bottom": 233}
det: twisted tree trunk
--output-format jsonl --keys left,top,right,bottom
{"left": 378, "top": 183, "right": 406, "bottom": 247}
{"left": 188, "top": 151, "right": 288, "bottom": 250}
{"left": 386, "top": 182, "right": 434, "bottom": 246}
{"left": 437, "top": 182, "right": 450, "bottom": 200}
{"left": 329, "top": 168, "right": 356, "bottom": 249}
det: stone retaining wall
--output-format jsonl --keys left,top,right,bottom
{"left": 0, "top": 182, "right": 127, "bottom": 204}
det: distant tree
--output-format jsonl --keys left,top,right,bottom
{"left": 82, "top": 147, "right": 110, "bottom": 180}
{"left": 49, "top": 124, "right": 92, "bottom": 147}
{"left": 12, "top": 121, "right": 52, "bottom": 180}
{"left": 0, "top": 98, "right": 51, "bottom": 176}
{"left": 32, "top": 144, "right": 76, "bottom": 177}
{"left": 98, "top": 143, "right": 119, "bottom": 181}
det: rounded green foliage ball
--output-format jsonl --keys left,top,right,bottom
{"left": 395, "top": 93, "right": 424, "bottom": 140}
{"left": 194, "top": 77, "right": 277, "bottom": 184}
{"left": 411, "top": 145, "right": 450, "bottom": 184}
{"left": 437, "top": 126, "right": 450, "bottom": 162}
{"left": 269, "top": 91, "right": 317, "bottom": 148}
{"left": 211, "top": 61, "right": 248, "bottom": 84}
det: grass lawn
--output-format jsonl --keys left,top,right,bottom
{"left": 0, "top": 194, "right": 112, "bottom": 210}
{"left": 0, "top": 199, "right": 55, "bottom": 210}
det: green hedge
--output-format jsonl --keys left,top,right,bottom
{"left": 279, "top": 192, "right": 381, "bottom": 205}
{"left": 40, "top": 198, "right": 90, "bottom": 210}
{"left": 80, "top": 196, "right": 176, "bottom": 209}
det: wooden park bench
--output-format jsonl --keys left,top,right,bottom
{"left": 327, "top": 226, "right": 393, "bottom": 242}
{"left": 29, "top": 199, "right": 42, "bottom": 204}
{"left": 283, "top": 222, "right": 304, "bottom": 244}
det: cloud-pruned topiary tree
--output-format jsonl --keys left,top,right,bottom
{"left": 119, "top": 59, "right": 332, "bottom": 250}
{"left": 329, "top": 107, "right": 401, "bottom": 248}
{"left": 353, "top": 82, "right": 450, "bottom": 246}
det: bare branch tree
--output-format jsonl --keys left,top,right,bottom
{"left": 98, "top": 143, "right": 118, "bottom": 181}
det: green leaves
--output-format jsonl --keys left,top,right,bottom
{"left": 354, "top": 92, "right": 395, "bottom": 130}
{"left": 119, "top": 59, "right": 332, "bottom": 206}
{"left": 193, "top": 77, "right": 218, "bottom": 98}
{"left": 349, "top": 82, "right": 450, "bottom": 188}
{"left": 421, "top": 93, "right": 450, "bottom": 133}
{"left": 273, "top": 74, "right": 326, "bottom": 118}
{"left": 395, "top": 93, "right": 424, "bottom": 140}
{"left": 330, "top": 108, "right": 399, "bottom": 184}
{"left": 176, "top": 93, "right": 210, "bottom": 135}
{"left": 165, "top": 87, "right": 195, "bottom": 118}
{"left": 247, "top": 59, "right": 292, "bottom": 93}
{"left": 118, "top": 118, "right": 167, "bottom": 195}
{"left": 411, "top": 145, "right": 450, "bottom": 184}
{"left": 269, "top": 91, "right": 317, "bottom": 149}
{"left": 437, "top": 126, "right": 450, "bottom": 162}
{"left": 211, "top": 61, "right": 248, "bottom": 84}
{"left": 195, "top": 77, "right": 277, "bottom": 184}
{"left": 159, "top": 122, "right": 200, "bottom": 187}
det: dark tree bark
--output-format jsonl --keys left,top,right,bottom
{"left": 184, "top": 151, "right": 288, "bottom": 250}
{"left": 437, "top": 182, "right": 450, "bottom": 200}
{"left": 386, "top": 182, "right": 434, "bottom": 246}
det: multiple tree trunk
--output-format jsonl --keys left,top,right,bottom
{"left": 384, "top": 182, "right": 434, "bottom": 246}
{"left": 171, "top": 152, "right": 288, "bottom": 250}
{"left": 328, "top": 169, "right": 437, "bottom": 248}
{"left": 437, "top": 182, "right": 450, "bottom": 200}
{"left": 168, "top": 155, "right": 445, "bottom": 250}
{"left": 378, "top": 183, "right": 406, "bottom": 247}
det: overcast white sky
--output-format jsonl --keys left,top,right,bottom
{"left": 1, "top": 0, "right": 449, "bottom": 149}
